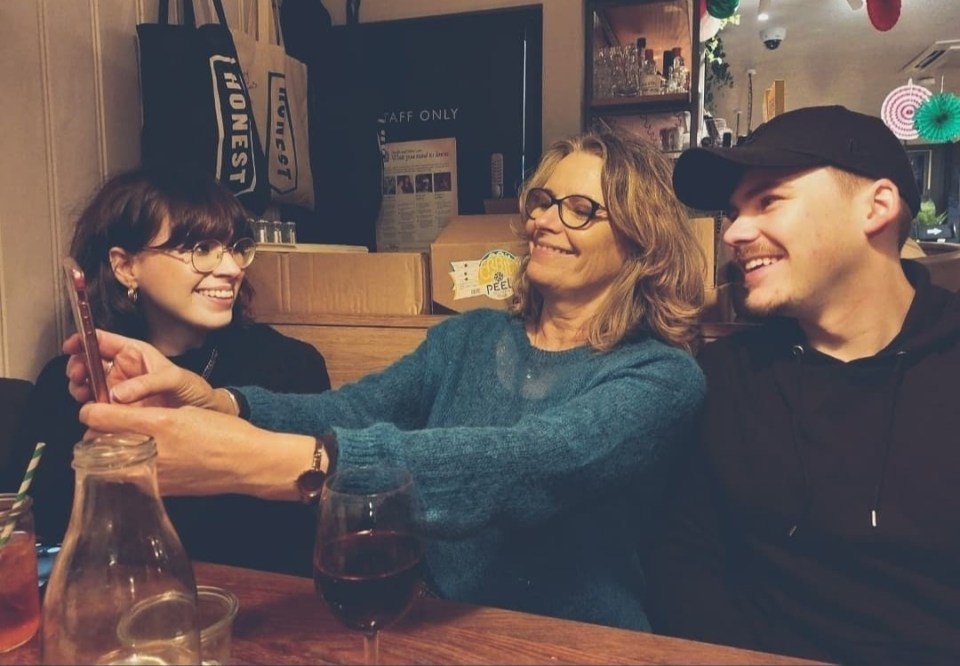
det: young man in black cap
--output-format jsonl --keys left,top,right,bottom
{"left": 650, "top": 105, "right": 960, "bottom": 665}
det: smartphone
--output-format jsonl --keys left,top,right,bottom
{"left": 62, "top": 258, "right": 110, "bottom": 403}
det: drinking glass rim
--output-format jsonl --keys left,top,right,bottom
{"left": 0, "top": 493, "right": 32, "bottom": 519}
{"left": 115, "top": 590, "right": 197, "bottom": 647}
{"left": 197, "top": 585, "right": 240, "bottom": 639}
{"left": 72, "top": 433, "right": 156, "bottom": 470}
{"left": 322, "top": 464, "right": 415, "bottom": 497}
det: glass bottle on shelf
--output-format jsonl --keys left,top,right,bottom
{"left": 631, "top": 38, "right": 647, "bottom": 97}
{"left": 640, "top": 49, "right": 663, "bottom": 96}
{"left": 670, "top": 46, "right": 689, "bottom": 93}
{"left": 662, "top": 49, "right": 676, "bottom": 92}
{"left": 614, "top": 43, "right": 640, "bottom": 97}
{"left": 42, "top": 433, "right": 200, "bottom": 665}
{"left": 593, "top": 47, "right": 612, "bottom": 98}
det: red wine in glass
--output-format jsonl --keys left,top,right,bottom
{"left": 314, "top": 529, "right": 422, "bottom": 632}
{"left": 314, "top": 465, "right": 422, "bottom": 665}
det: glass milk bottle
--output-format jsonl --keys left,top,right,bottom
{"left": 42, "top": 434, "right": 200, "bottom": 665}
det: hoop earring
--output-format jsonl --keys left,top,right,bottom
{"left": 127, "top": 286, "right": 139, "bottom": 304}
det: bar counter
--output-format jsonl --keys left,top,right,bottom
{"left": 2, "top": 561, "right": 823, "bottom": 665}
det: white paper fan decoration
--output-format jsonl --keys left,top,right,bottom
{"left": 881, "top": 80, "right": 932, "bottom": 140}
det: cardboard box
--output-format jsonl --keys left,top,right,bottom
{"left": 429, "top": 214, "right": 528, "bottom": 313}
{"left": 690, "top": 215, "right": 735, "bottom": 288}
{"left": 246, "top": 244, "right": 429, "bottom": 316}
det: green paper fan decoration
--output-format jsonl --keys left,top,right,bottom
{"left": 914, "top": 92, "right": 960, "bottom": 143}
{"left": 707, "top": 0, "right": 740, "bottom": 20}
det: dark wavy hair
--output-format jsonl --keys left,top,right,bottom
{"left": 69, "top": 167, "right": 255, "bottom": 339}
{"left": 510, "top": 129, "right": 705, "bottom": 353}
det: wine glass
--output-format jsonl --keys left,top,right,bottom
{"left": 313, "top": 465, "right": 423, "bottom": 665}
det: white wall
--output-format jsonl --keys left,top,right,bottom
{"left": 0, "top": 0, "right": 145, "bottom": 382}
{"left": 708, "top": 1, "right": 960, "bottom": 137}
{"left": 0, "top": 0, "right": 582, "bottom": 382}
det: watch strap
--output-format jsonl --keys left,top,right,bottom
{"left": 223, "top": 387, "right": 250, "bottom": 420}
{"left": 295, "top": 433, "right": 338, "bottom": 504}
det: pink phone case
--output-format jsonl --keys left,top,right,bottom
{"left": 62, "top": 258, "right": 110, "bottom": 403}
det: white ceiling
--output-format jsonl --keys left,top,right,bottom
{"left": 710, "top": 0, "right": 960, "bottom": 138}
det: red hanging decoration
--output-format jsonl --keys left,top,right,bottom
{"left": 866, "top": 0, "right": 901, "bottom": 32}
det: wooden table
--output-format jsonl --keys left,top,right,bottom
{"left": 2, "top": 561, "right": 822, "bottom": 665}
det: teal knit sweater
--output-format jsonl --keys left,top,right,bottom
{"left": 240, "top": 309, "right": 704, "bottom": 629}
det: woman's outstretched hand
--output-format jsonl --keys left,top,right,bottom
{"left": 78, "top": 401, "right": 310, "bottom": 500}
{"left": 64, "top": 329, "right": 218, "bottom": 410}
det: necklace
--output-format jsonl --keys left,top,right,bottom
{"left": 201, "top": 347, "right": 218, "bottom": 380}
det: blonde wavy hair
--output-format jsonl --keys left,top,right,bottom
{"left": 509, "top": 129, "right": 705, "bottom": 353}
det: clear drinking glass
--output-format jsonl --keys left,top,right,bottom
{"left": 0, "top": 495, "right": 40, "bottom": 653}
{"left": 313, "top": 465, "right": 423, "bottom": 665}
{"left": 196, "top": 586, "right": 239, "bottom": 665}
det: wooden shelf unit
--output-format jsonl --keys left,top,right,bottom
{"left": 583, "top": 0, "right": 701, "bottom": 150}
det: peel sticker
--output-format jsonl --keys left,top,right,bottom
{"left": 449, "top": 249, "right": 519, "bottom": 301}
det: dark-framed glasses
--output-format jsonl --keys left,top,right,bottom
{"left": 524, "top": 187, "right": 608, "bottom": 230}
{"left": 141, "top": 238, "right": 257, "bottom": 273}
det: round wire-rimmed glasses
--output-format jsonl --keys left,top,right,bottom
{"left": 524, "top": 187, "right": 608, "bottom": 229}
{"left": 140, "top": 238, "right": 256, "bottom": 274}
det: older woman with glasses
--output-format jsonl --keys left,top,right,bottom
{"left": 2, "top": 167, "right": 331, "bottom": 576}
{"left": 69, "top": 129, "right": 706, "bottom": 630}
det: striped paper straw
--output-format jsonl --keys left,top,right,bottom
{"left": 0, "top": 441, "right": 46, "bottom": 548}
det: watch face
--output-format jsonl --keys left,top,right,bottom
{"left": 297, "top": 469, "right": 326, "bottom": 501}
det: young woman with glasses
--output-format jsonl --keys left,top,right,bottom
{"left": 69, "top": 129, "right": 706, "bottom": 630}
{"left": 3, "top": 167, "right": 331, "bottom": 576}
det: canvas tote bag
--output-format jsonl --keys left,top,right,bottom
{"left": 233, "top": 0, "right": 315, "bottom": 209}
{"left": 137, "top": 0, "right": 270, "bottom": 213}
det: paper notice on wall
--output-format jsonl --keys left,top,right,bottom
{"left": 376, "top": 138, "right": 457, "bottom": 251}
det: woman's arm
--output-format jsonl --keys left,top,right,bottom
{"left": 81, "top": 351, "right": 703, "bottom": 535}
{"left": 77, "top": 402, "right": 318, "bottom": 500}
{"left": 324, "top": 357, "right": 704, "bottom": 538}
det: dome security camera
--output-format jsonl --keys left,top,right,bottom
{"left": 760, "top": 26, "right": 786, "bottom": 50}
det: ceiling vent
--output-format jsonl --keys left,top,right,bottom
{"left": 901, "top": 39, "right": 960, "bottom": 73}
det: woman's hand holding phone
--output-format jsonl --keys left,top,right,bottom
{"left": 64, "top": 330, "right": 219, "bottom": 410}
{"left": 62, "top": 258, "right": 110, "bottom": 403}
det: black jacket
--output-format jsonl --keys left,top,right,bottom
{"left": 2, "top": 324, "right": 331, "bottom": 576}
{"left": 650, "top": 262, "right": 960, "bottom": 665}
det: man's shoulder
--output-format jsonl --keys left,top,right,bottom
{"left": 699, "top": 320, "right": 787, "bottom": 358}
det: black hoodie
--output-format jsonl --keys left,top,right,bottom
{"left": 649, "top": 262, "right": 960, "bottom": 665}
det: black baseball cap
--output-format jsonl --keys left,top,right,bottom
{"left": 673, "top": 105, "right": 920, "bottom": 216}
